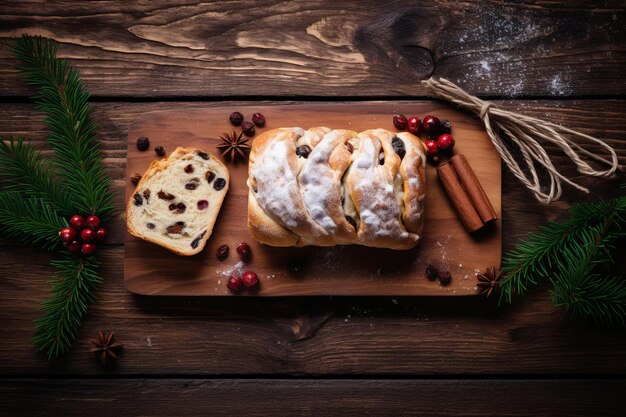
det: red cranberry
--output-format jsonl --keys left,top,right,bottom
{"left": 424, "top": 139, "right": 438, "bottom": 158}
{"left": 393, "top": 114, "right": 408, "bottom": 130}
{"left": 81, "top": 228, "right": 96, "bottom": 243}
{"left": 241, "top": 121, "right": 255, "bottom": 137}
{"left": 96, "top": 227, "right": 108, "bottom": 241}
{"left": 439, "top": 271, "right": 452, "bottom": 286}
{"left": 197, "top": 200, "right": 209, "bottom": 210}
{"left": 216, "top": 244, "right": 229, "bottom": 261}
{"left": 242, "top": 271, "right": 259, "bottom": 288}
{"left": 81, "top": 243, "right": 96, "bottom": 256}
{"left": 227, "top": 273, "right": 243, "bottom": 293}
{"left": 252, "top": 112, "right": 266, "bottom": 127}
{"left": 69, "top": 215, "right": 84, "bottom": 230}
{"left": 86, "top": 215, "right": 100, "bottom": 230}
{"left": 65, "top": 240, "right": 81, "bottom": 254}
{"left": 421, "top": 115, "right": 441, "bottom": 136}
{"left": 437, "top": 134, "right": 455, "bottom": 153}
{"left": 59, "top": 227, "right": 77, "bottom": 242}
{"left": 407, "top": 116, "right": 421, "bottom": 135}
{"left": 229, "top": 111, "right": 244, "bottom": 126}
{"left": 236, "top": 242, "right": 252, "bottom": 261}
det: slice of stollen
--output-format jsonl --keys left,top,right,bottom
{"left": 126, "top": 147, "right": 229, "bottom": 256}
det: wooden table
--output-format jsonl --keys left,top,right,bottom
{"left": 0, "top": 1, "right": 625, "bottom": 416}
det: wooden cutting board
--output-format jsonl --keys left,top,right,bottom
{"left": 124, "top": 102, "right": 501, "bottom": 296}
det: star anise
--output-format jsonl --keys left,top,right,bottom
{"left": 89, "top": 330, "right": 123, "bottom": 365}
{"left": 216, "top": 129, "right": 250, "bottom": 162}
{"left": 476, "top": 266, "right": 503, "bottom": 297}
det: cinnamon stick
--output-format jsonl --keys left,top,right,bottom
{"left": 436, "top": 162, "right": 484, "bottom": 232}
{"left": 450, "top": 154, "right": 497, "bottom": 224}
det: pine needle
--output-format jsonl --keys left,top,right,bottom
{"left": 12, "top": 35, "right": 114, "bottom": 220}
{"left": 34, "top": 255, "right": 102, "bottom": 358}
{"left": 0, "top": 136, "right": 73, "bottom": 214}
{"left": 0, "top": 192, "right": 66, "bottom": 250}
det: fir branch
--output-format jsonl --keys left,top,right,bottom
{"left": 0, "top": 192, "right": 66, "bottom": 250}
{"left": 12, "top": 35, "right": 114, "bottom": 220}
{"left": 0, "top": 136, "right": 73, "bottom": 214}
{"left": 34, "top": 255, "right": 102, "bottom": 358}
{"left": 499, "top": 196, "right": 625, "bottom": 304}
{"left": 550, "top": 243, "right": 626, "bottom": 328}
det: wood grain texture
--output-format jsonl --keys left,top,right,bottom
{"left": 0, "top": 101, "right": 624, "bottom": 376}
{"left": 0, "top": 1, "right": 624, "bottom": 98}
{"left": 1, "top": 379, "right": 625, "bottom": 417}
{"left": 124, "top": 103, "right": 502, "bottom": 296}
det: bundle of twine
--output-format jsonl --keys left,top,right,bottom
{"left": 422, "top": 78, "right": 621, "bottom": 204}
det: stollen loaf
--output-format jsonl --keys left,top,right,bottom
{"left": 247, "top": 127, "right": 426, "bottom": 250}
{"left": 126, "top": 147, "right": 229, "bottom": 256}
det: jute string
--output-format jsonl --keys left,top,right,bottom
{"left": 422, "top": 78, "right": 621, "bottom": 204}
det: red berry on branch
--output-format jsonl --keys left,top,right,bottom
{"left": 81, "top": 243, "right": 96, "bottom": 256}
{"left": 227, "top": 273, "right": 243, "bottom": 293}
{"left": 407, "top": 116, "right": 421, "bottom": 135}
{"left": 86, "top": 215, "right": 101, "bottom": 230}
{"left": 424, "top": 139, "right": 439, "bottom": 158}
{"left": 65, "top": 240, "right": 81, "bottom": 254}
{"left": 392, "top": 114, "right": 408, "bottom": 130}
{"left": 421, "top": 115, "right": 441, "bottom": 137}
{"left": 96, "top": 228, "right": 108, "bottom": 241}
{"left": 241, "top": 271, "right": 259, "bottom": 288}
{"left": 252, "top": 112, "right": 266, "bottom": 127}
{"left": 236, "top": 242, "right": 252, "bottom": 261}
{"left": 81, "top": 228, "right": 96, "bottom": 243}
{"left": 69, "top": 215, "right": 84, "bottom": 230}
{"left": 437, "top": 134, "right": 455, "bottom": 153}
{"left": 59, "top": 227, "right": 77, "bottom": 243}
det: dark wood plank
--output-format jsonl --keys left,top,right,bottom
{"left": 0, "top": 101, "right": 624, "bottom": 375}
{"left": 0, "top": 1, "right": 624, "bottom": 97}
{"left": 1, "top": 379, "right": 625, "bottom": 417}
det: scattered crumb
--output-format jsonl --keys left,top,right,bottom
{"left": 391, "top": 299, "right": 398, "bottom": 305}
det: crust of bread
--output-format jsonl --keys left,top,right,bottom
{"left": 126, "top": 147, "right": 229, "bottom": 256}
{"left": 247, "top": 128, "right": 426, "bottom": 250}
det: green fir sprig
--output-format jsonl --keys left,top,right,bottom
{"left": 0, "top": 35, "right": 114, "bottom": 358}
{"left": 499, "top": 191, "right": 626, "bottom": 327}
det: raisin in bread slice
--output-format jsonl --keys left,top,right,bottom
{"left": 126, "top": 147, "right": 229, "bottom": 256}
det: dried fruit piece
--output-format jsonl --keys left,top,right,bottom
{"left": 133, "top": 193, "right": 143, "bottom": 206}
{"left": 242, "top": 271, "right": 259, "bottom": 288}
{"left": 345, "top": 142, "right": 354, "bottom": 154}
{"left": 184, "top": 164, "right": 195, "bottom": 174}
{"left": 252, "top": 112, "right": 266, "bottom": 127}
{"left": 142, "top": 189, "right": 151, "bottom": 202}
{"left": 441, "top": 119, "right": 452, "bottom": 134}
{"left": 345, "top": 216, "right": 357, "bottom": 229}
{"left": 229, "top": 111, "right": 244, "bottom": 126}
{"left": 157, "top": 190, "right": 176, "bottom": 201}
{"left": 392, "top": 136, "right": 406, "bottom": 159}
{"left": 169, "top": 202, "right": 186, "bottom": 214}
{"left": 241, "top": 121, "right": 255, "bottom": 137}
{"left": 155, "top": 146, "right": 166, "bottom": 157}
{"left": 197, "top": 200, "right": 209, "bottom": 210}
{"left": 216, "top": 244, "right": 229, "bottom": 261}
{"left": 236, "top": 242, "right": 251, "bottom": 261}
{"left": 130, "top": 173, "right": 142, "bottom": 185}
{"left": 296, "top": 145, "right": 311, "bottom": 158}
{"left": 393, "top": 114, "right": 408, "bottom": 130}
{"left": 213, "top": 178, "right": 226, "bottom": 191}
{"left": 205, "top": 171, "right": 216, "bottom": 184}
{"left": 185, "top": 182, "right": 198, "bottom": 190}
{"left": 198, "top": 151, "right": 209, "bottom": 160}
{"left": 190, "top": 231, "right": 206, "bottom": 249}
{"left": 439, "top": 271, "right": 452, "bottom": 286}
{"left": 146, "top": 223, "right": 155, "bottom": 229}
{"left": 136, "top": 136, "right": 150, "bottom": 151}
{"left": 166, "top": 221, "right": 186, "bottom": 234}
{"left": 425, "top": 264, "right": 439, "bottom": 281}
